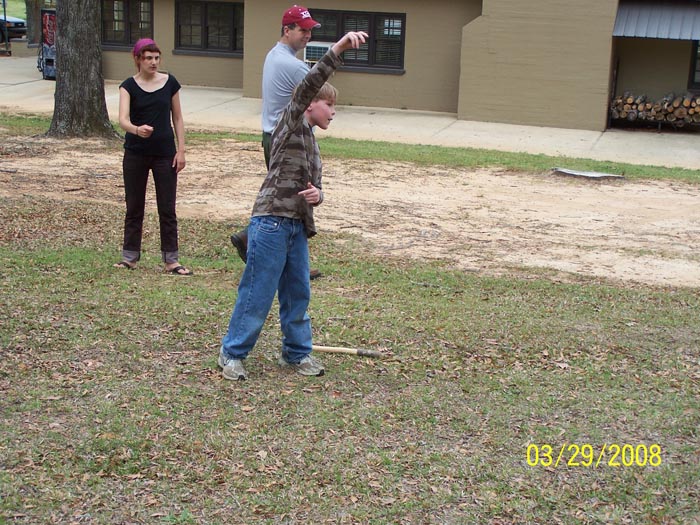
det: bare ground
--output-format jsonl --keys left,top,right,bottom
{"left": 1, "top": 135, "right": 699, "bottom": 287}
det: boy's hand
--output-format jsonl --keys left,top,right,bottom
{"left": 299, "top": 182, "right": 322, "bottom": 204}
{"left": 332, "top": 31, "right": 368, "bottom": 56}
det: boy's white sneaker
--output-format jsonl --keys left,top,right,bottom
{"left": 218, "top": 347, "right": 247, "bottom": 381}
{"left": 278, "top": 354, "right": 325, "bottom": 376}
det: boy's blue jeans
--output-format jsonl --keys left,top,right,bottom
{"left": 221, "top": 215, "right": 312, "bottom": 363}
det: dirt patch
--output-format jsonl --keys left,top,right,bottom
{"left": 1, "top": 135, "right": 699, "bottom": 287}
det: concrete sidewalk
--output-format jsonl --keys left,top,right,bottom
{"left": 2, "top": 55, "right": 700, "bottom": 170}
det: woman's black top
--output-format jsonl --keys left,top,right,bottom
{"left": 120, "top": 74, "right": 181, "bottom": 157}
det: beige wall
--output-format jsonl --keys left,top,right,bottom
{"left": 104, "top": 0, "right": 478, "bottom": 112}
{"left": 101, "top": 0, "right": 632, "bottom": 128}
{"left": 614, "top": 38, "right": 693, "bottom": 101}
{"left": 244, "top": 0, "right": 481, "bottom": 113}
{"left": 103, "top": 0, "right": 244, "bottom": 88}
{"left": 459, "top": 0, "right": 618, "bottom": 131}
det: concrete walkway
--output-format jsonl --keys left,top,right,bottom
{"left": 2, "top": 55, "right": 700, "bottom": 170}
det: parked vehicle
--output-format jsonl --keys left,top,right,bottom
{"left": 0, "top": 14, "right": 27, "bottom": 43}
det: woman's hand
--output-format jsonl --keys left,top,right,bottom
{"left": 173, "top": 150, "right": 186, "bottom": 173}
{"left": 299, "top": 182, "right": 321, "bottom": 204}
{"left": 136, "top": 124, "right": 154, "bottom": 138}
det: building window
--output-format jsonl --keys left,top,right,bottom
{"left": 309, "top": 9, "right": 405, "bottom": 70}
{"left": 176, "top": 1, "right": 244, "bottom": 54}
{"left": 102, "top": 0, "right": 152, "bottom": 46}
{"left": 690, "top": 41, "right": 700, "bottom": 90}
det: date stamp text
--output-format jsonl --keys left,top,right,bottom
{"left": 526, "top": 443, "right": 662, "bottom": 468}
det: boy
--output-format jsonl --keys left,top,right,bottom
{"left": 218, "top": 31, "right": 368, "bottom": 381}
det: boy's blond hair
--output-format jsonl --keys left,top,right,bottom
{"left": 314, "top": 82, "right": 338, "bottom": 104}
{"left": 294, "top": 82, "right": 338, "bottom": 105}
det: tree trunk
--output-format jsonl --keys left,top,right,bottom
{"left": 24, "top": 0, "right": 42, "bottom": 45}
{"left": 47, "top": 0, "right": 117, "bottom": 138}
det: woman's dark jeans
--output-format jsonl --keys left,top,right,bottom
{"left": 121, "top": 150, "right": 179, "bottom": 264}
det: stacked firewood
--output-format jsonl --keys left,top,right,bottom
{"left": 610, "top": 92, "right": 700, "bottom": 127}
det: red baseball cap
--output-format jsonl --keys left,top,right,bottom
{"left": 282, "top": 5, "right": 321, "bottom": 29}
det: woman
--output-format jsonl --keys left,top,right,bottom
{"left": 114, "top": 38, "right": 192, "bottom": 275}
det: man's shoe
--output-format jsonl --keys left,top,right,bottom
{"left": 218, "top": 347, "right": 247, "bottom": 381}
{"left": 230, "top": 231, "right": 248, "bottom": 264}
{"left": 278, "top": 354, "right": 325, "bottom": 376}
{"left": 309, "top": 269, "right": 322, "bottom": 280}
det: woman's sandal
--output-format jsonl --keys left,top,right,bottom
{"left": 114, "top": 261, "right": 135, "bottom": 270}
{"left": 167, "top": 265, "right": 193, "bottom": 276}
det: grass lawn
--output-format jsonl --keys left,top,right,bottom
{"left": 3, "top": 112, "right": 700, "bottom": 183}
{"left": 2, "top": 0, "right": 26, "bottom": 19}
{"left": 0, "top": 120, "right": 699, "bottom": 523}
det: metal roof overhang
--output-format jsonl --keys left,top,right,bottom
{"left": 614, "top": 0, "right": 700, "bottom": 40}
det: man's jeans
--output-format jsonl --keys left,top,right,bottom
{"left": 221, "top": 216, "right": 312, "bottom": 363}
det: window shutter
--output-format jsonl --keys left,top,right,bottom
{"left": 178, "top": 2, "right": 203, "bottom": 47}
{"left": 129, "top": 0, "right": 150, "bottom": 42}
{"left": 342, "top": 13, "right": 370, "bottom": 63}
{"left": 207, "top": 3, "right": 233, "bottom": 50}
{"left": 375, "top": 16, "right": 403, "bottom": 67}
{"left": 312, "top": 12, "right": 339, "bottom": 41}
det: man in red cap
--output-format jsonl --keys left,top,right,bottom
{"left": 230, "top": 5, "right": 323, "bottom": 279}
{"left": 261, "top": 5, "right": 321, "bottom": 167}
{"left": 282, "top": 5, "right": 321, "bottom": 31}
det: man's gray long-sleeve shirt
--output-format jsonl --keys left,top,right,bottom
{"left": 261, "top": 42, "right": 309, "bottom": 134}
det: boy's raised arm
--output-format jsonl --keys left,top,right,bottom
{"left": 282, "top": 31, "right": 371, "bottom": 131}
{"left": 331, "top": 31, "right": 369, "bottom": 57}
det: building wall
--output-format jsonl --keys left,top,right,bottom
{"left": 103, "top": 0, "right": 481, "bottom": 113}
{"left": 614, "top": 38, "right": 693, "bottom": 101}
{"left": 244, "top": 0, "right": 481, "bottom": 113}
{"left": 103, "top": 0, "right": 244, "bottom": 88}
{"left": 458, "top": 0, "right": 619, "bottom": 131}
{"left": 104, "top": 0, "right": 478, "bottom": 112}
{"left": 101, "top": 0, "right": 630, "bottom": 126}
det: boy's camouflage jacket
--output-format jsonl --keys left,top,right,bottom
{"left": 251, "top": 49, "right": 342, "bottom": 238}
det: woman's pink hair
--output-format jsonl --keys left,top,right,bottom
{"left": 133, "top": 38, "right": 159, "bottom": 57}
{"left": 132, "top": 38, "right": 161, "bottom": 71}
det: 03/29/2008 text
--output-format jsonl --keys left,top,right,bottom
{"left": 526, "top": 443, "right": 662, "bottom": 468}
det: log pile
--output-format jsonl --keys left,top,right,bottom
{"left": 610, "top": 92, "right": 700, "bottom": 128}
